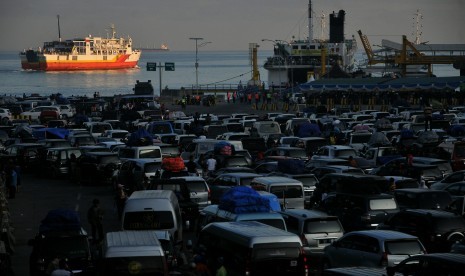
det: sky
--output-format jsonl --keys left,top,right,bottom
{"left": 1, "top": 0, "right": 464, "bottom": 52}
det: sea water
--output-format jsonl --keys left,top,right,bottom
{"left": 0, "top": 50, "right": 270, "bottom": 98}
{"left": 0, "top": 50, "right": 459, "bottom": 98}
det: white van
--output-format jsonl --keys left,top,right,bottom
{"left": 117, "top": 145, "right": 162, "bottom": 163}
{"left": 252, "top": 121, "right": 281, "bottom": 140}
{"left": 251, "top": 176, "right": 305, "bottom": 209}
{"left": 122, "top": 190, "right": 183, "bottom": 242}
{"left": 103, "top": 230, "right": 168, "bottom": 275}
{"left": 196, "top": 204, "right": 287, "bottom": 233}
{"left": 181, "top": 138, "right": 243, "bottom": 161}
{"left": 196, "top": 221, "right": 308, "bottom": 276}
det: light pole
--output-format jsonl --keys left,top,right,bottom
{"left": 189, "top": 37, "right": 211, "bottom": 95}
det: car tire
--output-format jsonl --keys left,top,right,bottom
{"left": 447, "top": 232, "right": 464, "bottom": 243}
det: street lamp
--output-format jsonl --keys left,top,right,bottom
{"left": 189, "top": 37, "right": 211, "bottom": 95}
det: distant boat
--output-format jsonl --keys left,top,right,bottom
{"left": 20, "top": 22, "right": 141, "bottom": 71}
{"left": 140, "top": 43, "right": 170, "bottom": 52}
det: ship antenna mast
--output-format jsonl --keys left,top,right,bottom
{"left": 308, "top": 0, "right": 313, "bottom": 42}
{"left": 111, "top": 24, "right": 116, "bottom": 39}
{"left": 319, "top": 12, "right": 326, "bottom": 41}
{"left": 57, "top": 15, "right": 61, "bottom": 42}
{"left": 412, "top": 9, "right": 423, "bottom": 44}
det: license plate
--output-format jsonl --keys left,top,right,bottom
{"left": 318, "top": 239, "right": 333, "bottom": 245}
{"left": 290, "top": 260, "right": 297, "bottom": 267}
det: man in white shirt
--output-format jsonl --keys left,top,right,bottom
{"left": 206, "top": 155, "right": 217, "bottom": 177}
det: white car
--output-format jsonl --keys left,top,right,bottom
{"left": 20, "top": 106, "right": 61, "bottom": 121}
{"left": 55, "top": 104, "right": 76, "bottom": 119}
{"left": 0, "top": 108, "right": 12, "bottom": 124}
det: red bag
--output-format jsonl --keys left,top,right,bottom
{"left": 162, "top": 156, "right": 186, "bottom": 172}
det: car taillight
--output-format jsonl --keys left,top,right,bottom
{"left": 207, "top": 187, "right": 211, "bottom": 200}
{"left": 245, "top": 250, "right": 252, "bottom": 276}
{"left": 380, "top": 252, "right": 388, "bottom": 267}
{"left": 301, "top": 247, "right": 309, "bottom": 276}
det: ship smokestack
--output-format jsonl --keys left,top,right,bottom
{"left": 57, "top": 15, "right": 62, "bottom": 42}
{"left": 330, "top": 10, "right": 345, "bottom": 43}
{"left": 308, "top": 0, "right": 313, "bottom": 42}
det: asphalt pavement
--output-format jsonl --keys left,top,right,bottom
{"left": 7, "top": 172, "right": 120, "bottom": 275}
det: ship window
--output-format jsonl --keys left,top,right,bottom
{"left": 292, "top": 45, "right": 298, "bottom": 50}
{"left": 309, "top": 45, "right": 315, "bottom": 50}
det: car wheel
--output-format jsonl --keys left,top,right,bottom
{"left": 447, "top": 232, "right": 464, "bottom": 243}
{"left": 1, "top": 117, "right": 9, "bottom": 125}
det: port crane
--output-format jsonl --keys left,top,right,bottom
{"left": 357, "top": 30, "right": 465, "bottom": 77}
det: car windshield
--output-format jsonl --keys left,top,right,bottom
{"left": 186, "top": 181, "right": 208, "bottom": 192}
{"left": 351, "top": 135, "right": 371, "bottom": 144}
{"left": 140, "top": 149, "right": 162, "bottom": 159}
{"left": 100, "top": 156, "right": 119, "bottom": 164}
{"left": 250, "top": 219, "right": 287, "bottom": 231}
{"left": 239, "top": 177, "right": 255, "bottom": 186}
{"left": 258, "top": 124, "right": 279, "bottom": 133}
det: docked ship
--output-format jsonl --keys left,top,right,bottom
{"left": 140, "top": 43, "right": 170, "bottom": 52}
{"left": 20, "top": 23, "right": 141, "bottom": 71}
{"left": 264, "top": 0, "right": 357, "bottom": 86}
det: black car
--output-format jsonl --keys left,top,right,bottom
{"left": 386, "top": 253, "right": 465, "bottom": 276}
{"left": 28, "top": 209, "right": 93, "bottom": 276}
{"left": 77, "top": 152, "right": 121, "bottom": 185}
{"left": 377, "top": 209, "right": 465, "bottom": 253}
{"left": 1, "top": 142, "right": 43, "bottom": 171}
{"left": 393, "top": 188, "right": 453, "bottom": 210}
{"left": 319, "top": 192, "right": 399, "bottom": 232}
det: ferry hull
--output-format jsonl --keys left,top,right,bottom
{"left": 20, "top": 53, "right": 140, "bottom": 71}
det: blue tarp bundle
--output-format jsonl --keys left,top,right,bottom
{"left": 297, "top": 122, "right": 321, "bottom": 138}
{"left": 278, "top": 159, "right": 306, "bottom": 174}
{"left": 126, "top": 127, "right": 154, "bottom": 146}
{"left": 219, "top": 186, "right": 271, "bottom": 214}
{"left": 39, "top": 209, "right": 81, "bottom": 234}
{"left": 32, "top": 128, "right": 70, "bottom": 140}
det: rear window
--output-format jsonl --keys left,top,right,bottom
{"left": 422, "top": 167, "right": 443, "bottom": 178}
{"left": 123, "top": 211, "right": 174, "bottom": 230}
{"left": 270, "top": 185, "right": 303, "bottom": 199}
{"left": 187, "top": 181, "right": 208, "bottom": 192}
{"left": 239, "top": 177, "right": 255, "bottom": 186}
{"left": 385, "top": 240, "right": 424, "bottom": 255}
{"left": 39, "top": 236, "right": 89, "bottom": 259}
{"left": 369, "top": 198, "right": 398, "bottom": 210}
{"left": 139, "top": 149, "right": 161, "bottom": 159}
{"left": 304, "top": 218, "right": 343, "bottom": 234}
{"left": 294, "top": 176, "right": 318, "bottom": 188}
{"left": 335, "top": 149, "right": 357, "bottom": 158}
{"left": 253, "top": 244, "right": 300, "bottom": 260}
{"left": 252, "top": 219, "right": 287, "bottom": 231}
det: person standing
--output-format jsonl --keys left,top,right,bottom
{"left": 424, "top": 104, "right": 433, "bottom": 131}
{"left": 87, "top": 199, "right": 104, "bottom": 242}
{"left": 206, "top": 155, "right": 217, "bottom": 177}
{"left": 50, "top": 259, "right": 72, "bottom": 276}
{"left": 115, "top": 185, "right": 127, "bottom": 220}
{"left": 186, "top": 155, "right": 198, "bottom": 176}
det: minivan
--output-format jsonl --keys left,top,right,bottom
{"left": 251, "top": 176, "right": 305, "bottom": 209}
{"left": 122, "top": 190, "right": 183, "bottom": 242}
{"left": 196, "top": 221, "right": 308, "bottom": 276}
{"left": 117, "top": 145, "right": 162, "bottom": 163}
{"left": 102, "top": 230, "right": 168, "bottom": 276}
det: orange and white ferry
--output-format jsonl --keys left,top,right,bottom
{"left": 20, "top": 24, "right": 141, "bottom": 71}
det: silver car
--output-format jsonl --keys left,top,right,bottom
{"left": 323, "top": 230, "right": 426, "bottom": 268}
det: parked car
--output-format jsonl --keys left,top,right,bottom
{"left": 43, "top": 147, "right": 82, "bottom": 178}
{"left": 377, "top": 209, "right": 465, "bottom": 253}
{"left": 1, "top": 142, "right": 43, "bottom": 171}
{"left": 319, "top": 192, "right": 399, "bottom": 232}
{"left": 323, "top": 230, "right": 426, "bottom": 269}
{"left": 386, "top": 253, "right": 465, "bottom": 276}
{"left": 114, "top": 158, "right": 161, "bottom": 193}
{"left": 0, "top": 108, "right": 12, "bottom": 124}
{"left": 431, "top": 170, "right": 465, "bottom": 190}
{"left": 77, "top": 152, "right": 121, "bottom": 185}
{"left": 393, "top": 188, "right": 453, "bottom": 210}
{"left": 209, "top": 172, "right": 262, "bottom": 204}
{"left": 310, "top": 165, "right": 365, "bottom": 180}
{"left": 280, "top": 209, "right": 344, "bottom": 274}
